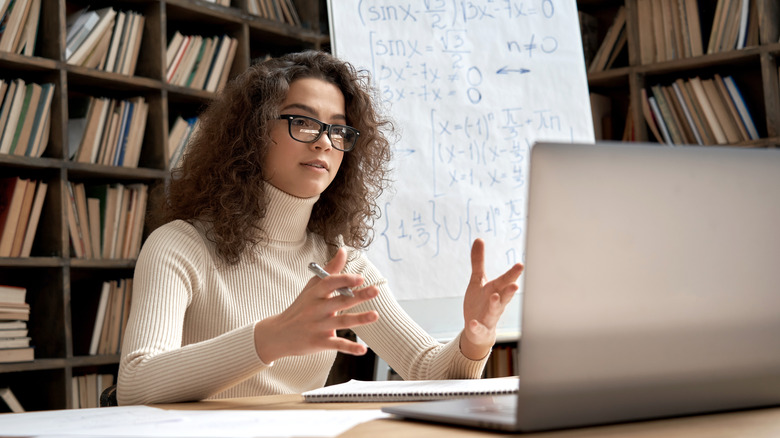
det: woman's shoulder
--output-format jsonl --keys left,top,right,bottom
{"left": 147, "top": 219, "right": 204, "bottom": 242}
{"left": 140, "top": 220, "right": 211, "bottom": 259}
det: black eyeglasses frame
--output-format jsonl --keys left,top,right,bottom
{"left": 278, "top": 114, "right": 360, "bottom": 152}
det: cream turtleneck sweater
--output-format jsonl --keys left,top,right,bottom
{"left": 117, "top": 184, "right": 487, "bottom": 405}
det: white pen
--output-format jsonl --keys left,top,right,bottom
{"left": 308, "top": 262, "right": 354, "bottom": 297}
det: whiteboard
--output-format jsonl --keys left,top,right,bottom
{"left": 329, "top": 0, "right": 594, "bottom": 340}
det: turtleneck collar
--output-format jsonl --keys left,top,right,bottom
{"left": 260, "top": 183, "right": 319, "bottom": 243}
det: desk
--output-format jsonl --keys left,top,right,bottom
{"left": 153, "top": 394, "right": 780, "bottom": 437}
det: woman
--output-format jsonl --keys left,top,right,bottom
{"left": 118, "top": 51, "right": 523, "bottom": 405}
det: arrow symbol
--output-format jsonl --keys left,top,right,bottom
{"left": 496, "top": 66, "right": 531, "bottom": 75}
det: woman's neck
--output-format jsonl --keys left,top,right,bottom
{"left": 260, "top": 183, "right": 319, "bottom": 243}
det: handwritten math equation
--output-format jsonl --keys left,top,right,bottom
{"left": 345, "top": 0, "right": 583, "bottom": 278}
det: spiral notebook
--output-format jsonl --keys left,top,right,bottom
{"left": 302, "top": 377, "right": 519, "bottom": 403}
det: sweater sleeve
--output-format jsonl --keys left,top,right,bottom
{"left": 117, "top": 222, "right": 267, "bottom": 405}
{"left": 346, "top": 251, "right": 489, "bottom": 380}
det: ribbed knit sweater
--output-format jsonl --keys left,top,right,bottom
{"left": 117, "top": 184, "right": 487, "bottom": 405}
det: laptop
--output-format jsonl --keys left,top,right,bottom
{"left": 382, "top": 141, "right": 780, "bottom": 432}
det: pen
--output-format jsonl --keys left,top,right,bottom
{"left": 308, "top": 262, "right": 355, "bottom": 297}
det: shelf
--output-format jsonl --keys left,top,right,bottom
{"left": 0, "top": 0, "right": 328, "bottom": 412}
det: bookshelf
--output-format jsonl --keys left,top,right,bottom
{"left": 0, "top": 0, "right": 327, "bottom": 412}
{"left": 581, "top": 0, "right": 780, "bottom": 147}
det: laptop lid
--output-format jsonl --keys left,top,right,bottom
{"left": 384, "top": 142, "right": 780, "bottom": 432}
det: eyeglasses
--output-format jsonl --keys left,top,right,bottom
{"left": 278, "top": 114, "right": 360, "bottom": 152}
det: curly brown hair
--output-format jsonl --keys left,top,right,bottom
{"left": 152, "top": 51, "right": 394, "bottom": 264}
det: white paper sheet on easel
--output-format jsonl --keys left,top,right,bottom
{"left": 329, "top": 0, "right": 594, "bottom": 305}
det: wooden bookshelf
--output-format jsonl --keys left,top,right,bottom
{"left": 581, "top": 0, "right": 780, "bottom": 147}
{"left": 0, "top": 0, "right": 327, "bottom": 412}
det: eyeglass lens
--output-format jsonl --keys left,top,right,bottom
{"left": 289, "top": 116, "right": 357, "bottom": 150}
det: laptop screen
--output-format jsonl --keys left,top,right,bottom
{"left": 517, "top": 142, "right": 780, "bottom": 430}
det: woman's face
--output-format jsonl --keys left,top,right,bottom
{"left": 264, "top": 77, "right": 346, "bottom": 198}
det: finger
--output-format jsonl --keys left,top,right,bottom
{"left": 331, "top": 310, "right": 379, "bottom": 330}
{"left": 467, "top": 318, "right": 490, "bottom": 338}
{"left": 329, "top": 337, "right": 368, "bottom": 356}
{"left": 484, "top": 263, "right": 524, "bottom": 296}
{"left": 324, "top": 247, "right": 348, "bottom": 275}
{"left": 470, "top": 238, "right": 486, "bottom": 280}
{"left": 493, "top": 282, "right": 520, "bottom": 304}
{"left": 325, "top": 285, "right": 379, "bottom": 314}
{"left": 315, "top": 274, "right": 365, "bottom": 299}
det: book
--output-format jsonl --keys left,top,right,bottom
{"left": 0, "top": 285, "right": 25, "bottom": 304}
{"left": 0, "top": 78, "right": 26, "bottom": 154}
{"left": 104, "top": 10, "right": 126, "bottom": 73}
{"left": 25, "top": 82, "right": 54, "bottom": 157}
{"left": 0, "top": 320, "right": 25, "bottom": 330}
{"left": 0, "top": 347, "right": 33, "bottom": 363}
{"left": 9, "top": 176, "right": 36, "bottom": 257}
{"left": 701, "top": 78, "right": 741, "bottom": 143}
{"left": 65, "top": 181, "right": 86, "bottom": 258}
{"left": 166, "top": 35, "right": 192, "bottom": 83}
{"left": 640, "top": 88, "right": 664, "bottom": 142}
{"left": 17, "top": 0, "right": 40, "bottom": 56}
{"left": 0, "top": 177, "right": 29, "bottom": 257}
{"left": 215, "top": 37, "right": 238, "bottom": 93}
{"left": 65, "top": 9, "right": 99, "bottom": 59}
{"left": 0, "top": 337, "right": 29, "bottom": 348}
{"left": 0, "top": 387, "right": 24, "bottom": 412}
{"left": 651, "top": 85, "right": 684, "bottom": 144}
{"left": 89, "top": 282, "right": 110, "bottom": 355}
{"left": 0, "top": 0, "right": 33, "bottom": 53}
{"left": 122, "top": 12, "right": 145, "bottom": 75}
{"left": 0, "top": 328, "right": 27, "bottom": 337}
{"left": 713, "top": 73, "right": 749, "bottom": 141}
{"left": 19, "top": 180, "right": 46, "bottom": 257}
{"left": 688, "top": 76, "right": 728, "bottom": 144}
{"left": 0, "top": 311, "right": 29, "bottom": 320}
{"left": 9, "top": 82, "right": 41, "bottom": 155}
{"left": 67, "top": 7, "right": 116, "bottom": 66}
{"left": 648, "top": 95, "right": 673, "bottom": 144}
{"left": 302, "top": 377, "right": 519, "bottom": 403}
{"left": 72, "top": 182, "right": 93, "bottom": 258}
{"left": 722, "top": 75, "right": 760, "bottom": 140}
{"left": 81, "top": 22, "right": 113, "bottom": 70}
{"left": 757, "top": 0, "right": 780, "bottom": 44}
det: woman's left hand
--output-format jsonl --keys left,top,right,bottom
{"left": 460, "top": 238, "right": 524, "bottom": 360}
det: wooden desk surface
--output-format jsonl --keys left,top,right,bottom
{"left": 153, "top": 394, "right": 780, "bottom": 437}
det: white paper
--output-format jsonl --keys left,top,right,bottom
{"left": 0, "top": 406, "right": 389, "bottom": 437}
{"left": 330, "top": 0, "right": 595, "bottom": 304}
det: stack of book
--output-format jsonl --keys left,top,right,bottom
{"left": 0, "top": 177, "right": 48, "bottom": 258}
{"left": 68, "top": 95, "right": 149, "bottom": 168}
{"left": 0, "top": 285, "right": 33, "bottom": 364}
{"left": 64, "top": 7, "right": 145, "bottom": 73}
{"left": 165, "top": 32, "right": 238, "bottom": 93}
{"left": 0, "top": 79, "right": 56, "bottom": 158}
{"left": 247, "top": 0, "right": 302, "bottom": 26}
{"left": 71, "top": 373, "right": 114, "bottom": 409}
{"left": 587, "top": 6, "right": 627, "bottom": 73}
{"left": 707, "top": 0, "right": 759, "bottom": 54}
{"left": 89, "top": 279, "right": 132, "bottom": 356}
{"left": 167, "top": 116, "right": 200, "bottom": 170}
{"left": 0, "top": 0, "right": 41, "bottom": 56}
{"left": 635, "top": 0, "right": 705, "bottom": 63}
{"left": 65, "top": 182, "right": 148, "bottom": 260}
{"left": 642, "top": 74, "right": 759, "bottom": 145}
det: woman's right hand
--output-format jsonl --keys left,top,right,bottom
{"left": 253, "top": 248, "right": 379, "bottom": 363}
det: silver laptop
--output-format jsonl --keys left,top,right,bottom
{"left": 383, "top": 142, "right": 780, "bottom": 432}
